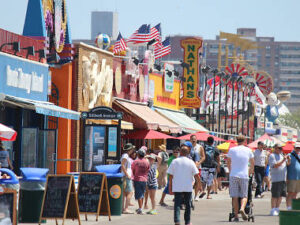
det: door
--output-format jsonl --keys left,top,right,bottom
{"left": 38, "top": 129, "right": 57, "bottom": 174}
{"left": 21, "top": 128, "right": 38, "bottom": 168}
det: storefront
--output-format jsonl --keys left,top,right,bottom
{"left": 0, "top": 38, "right": 80, "bottom": 174}
{"left": 72, "top": 43, "right": 131, "bottom": 171}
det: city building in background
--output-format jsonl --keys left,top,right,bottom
{"left": 91, "top": 11, "right": 118, "bottom": 41}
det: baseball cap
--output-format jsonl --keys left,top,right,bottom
{"left": 137, "top": 148, "right": 146, "bottom": 157}
{"left": 183, "top": 141, "right": 193, "bottom": 149}
{"left": 295, "top": 142, "right": 300, "bottom": 148}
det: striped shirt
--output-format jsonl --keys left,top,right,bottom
{"left": 147, "top": 165, "right": 158, "bottom": 187}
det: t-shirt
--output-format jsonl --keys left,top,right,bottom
{"left": 167, "top": 156, "right": 199, "bottom": 192}
{"left": 287, "top": 151, "right": 300, "bottom": 180}
{"left": 168, "top": 155, "right": 176, "bottom": 166}
{"left": 254, "top": 149, "right": 267, "bottom": 167}
{"left": 131, "top": 158, "right": 150, "bottom": 182}
{"left": 147, "top": 164, "right": 158, "bottom": 187}
{"left": 269, "top": 153, "right": 287, "bottom": 182}
{"left": 228, "top": 145, "right": 254, "bottom": 179}
{"left": 121, "top": 153, "right": 132, "bottom": 177}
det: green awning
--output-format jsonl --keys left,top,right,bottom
{"left": 154, "top": 107, "right": 208, "bottom": 133}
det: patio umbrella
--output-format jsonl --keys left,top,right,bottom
{"left": 217, "top": 140, "right": 237, "bottom": 153}
{"left": 248, "top": 133, "right": 272, "bottom": 149}
{"left": 122, "top": 129, "right": 175, "bottom": 140}
{"left": 282, "top": 141, "right": 295, "bottom": 154}
{"left": 178, "top": 131, "right": 225, "bottom": 142}
{"left": 0, "top": 123, "right": 17, "bottom": 141}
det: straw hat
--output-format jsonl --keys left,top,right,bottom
{"left": 123, "top": 143, "right": 135, "bottom": 151}
{"left": 158, "top": 144, "right": 166, "bottom": 152}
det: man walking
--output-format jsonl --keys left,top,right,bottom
{"left": 254, "top": 141, "right": 268, "bottom": 198}
{"left": 168, "top": 145, "right": 201, "bottom": 225}
{"left": 269, "top": 144, "right": 290, "bottom": 215}
{"left": 200, "top": 136, "right": 220, "bottom": 199}
{"left": 190, "top": 135, "right": 205, "bottom": 201}
{"left": 286, "top": 142, "right": 300, "bottom": 210}
{"left": 132, "top": 148, "right": 150, "bottom": 214}
{"left": 227, "top": 135, "right": 254, "bottom": 222}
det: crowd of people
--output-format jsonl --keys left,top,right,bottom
{"left": 120, "top": 134, "right": 300, "bottom": 224}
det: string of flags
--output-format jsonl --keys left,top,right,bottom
{"left": 114, "top": 23, "right": 171, "bottom": 59}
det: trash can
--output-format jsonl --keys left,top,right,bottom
{"left": 279, "top": 210, "right": 300, "bottom": 225}
{"left": 292, "top": 199, "right": 300, "bottom": 210}
{"left": 0, "top": 168, "right": 20, "bottom": 205}
{"left": 18, "top": 168, "right": 49, "bottom": 223}
{"left": 96, "top": 164, "right": 124, "bottom": 216}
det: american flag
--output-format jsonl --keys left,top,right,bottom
{"left": 113, "top": 32, "right": 127, "bottom": 54}
{"left": 154, "top": 37, "right": 171, "bottom": 59}
{"left": 127, "top": 24, "right": 151, "bottom": 44}
{"left": 150, "top": 23, "right": 163, "bottom": 47}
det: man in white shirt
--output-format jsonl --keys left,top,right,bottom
{"left": 168, "top": 145, "right": 201, "bottom": 225}
{"left": 227, "top": 135, "right": 254, "bottom": 222}
{"left": 253, "top": 141, "right": 268, "bottom": 198}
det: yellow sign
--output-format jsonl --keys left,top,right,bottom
{"left": 180, "top": 38, "right": 202, "bottom": 108}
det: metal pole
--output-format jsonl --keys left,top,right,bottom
{"left": 224, "top": 82, "right": 228, "bottom": 134}
{"left": 212, "top": 74, "right": 217, "bottom": 131}
{"left": 218, "top": 76, "right": 222, "bottom": 133}
{"left": 241, "top": 85, "right": 245, "bottom": 135}
{"left": 204, "top": 74, "right": 208, "bottom": 128}
{"left": 236, "top": 81, "right": 240, "bottom": 135}
{"left": 230, "top": 79, "right": 235, "bottom": 134}
{"left": 247, "top": 87, "right": 251, "bottom": 139}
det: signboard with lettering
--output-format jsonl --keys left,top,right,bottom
{"left": 81, "top": 107, "right": 123, "bottom": 120}
{"left": 179, "top": 38, "right": 203, "bottom": 108}
{"left": 0, "top": 52, "right": 49, "bottom": 101}
{"left": 164, "top": 63, "right": 174, "bottom": 93}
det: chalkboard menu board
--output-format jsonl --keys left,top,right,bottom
{"left": 41, "top": 176, "right": 71, "bottom": 218}
{"left": 0, "top": 189, "right": 17, "bottom": 225}
{"left": 78, "top": 173, "right": 104, "bottom": 213}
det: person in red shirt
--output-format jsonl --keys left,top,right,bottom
{"left": 131, "top": 148, "right": 150, "bottom": 214}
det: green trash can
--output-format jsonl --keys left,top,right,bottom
{"left": 96, "top": 164, "right": 124, "bottom": 216}
{"left": 19, "top": 168, "right": 49, "bottom": 223}
{"left": 292, "top": 199, "right": 300, "bottom": 210}
{"left": 279, "top": 210, "right": 300, "bottom": 225}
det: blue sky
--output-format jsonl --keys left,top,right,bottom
{"left": 0, "top": 0, "right": 299, "bottom": 41}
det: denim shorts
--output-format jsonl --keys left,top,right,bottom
{"left": 134, "top": 181, "right": 147, "bottom": 200}
{"left": 163, "top": 180, "right": 170, "bottom": 194}
{"left": 147, "top": 185, "right": 158, "bottom": 190}
{"left": 124, "top": 177, "right": 133, "bottom": 193}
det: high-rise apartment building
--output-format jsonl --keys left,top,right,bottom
{"left": 91, "top": 11, "right": 118, "bottom": 40}
{"left": 169, "top": 29, "right": 300, "bottom": 112}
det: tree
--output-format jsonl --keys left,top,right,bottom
{"left": 277, "top": 113, "right": 300, "bottom": 130}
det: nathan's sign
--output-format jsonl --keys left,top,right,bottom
{"left": 179, "top": 38, "right": 202, "bottom": 108}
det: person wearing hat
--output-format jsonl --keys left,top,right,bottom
{"left": 268, "top": 144, "right": 291, "bottom": 215}
{"left": 157, "top": 144, "right": 169, "bottom": 189}
{"left": 286, "top": 141, "right": 300, "bottom": 210}
{"left": 121, "top": 143, "right": 135, "bottom": 214}
{"left": 131, "top": 148, "right": 150, "bottom": 214}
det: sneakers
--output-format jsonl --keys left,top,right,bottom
{"left": 287, "top": 206, "right": 292, "bottom": 210}
{"left": 147, "top": 209, "right": 157, "bottom": 215}
{"left": 270, "top": 208, "right": 279, "bottom": 216}
{"left": 239, "top": 209, "right": 248, "bottom": 221}
{"left": 136, "top": 209, "right": 144, "bottom": 215}
{"left": 233, "top": 217, "right": 239, "bottom": 222}
{"left": 159, "top": 202, "right": 168, "bottom": 207}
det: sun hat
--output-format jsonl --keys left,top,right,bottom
{"left": 158, "top": 144, "right": 167, "bottom": 152}
{"left": 146, "top": 153, "right": 156, "bottom": 160}
{"left": 123, "top": 143, "right": 135, "bottom": 151}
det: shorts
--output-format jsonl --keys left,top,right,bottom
{"left": 229, "top": 176, "right": 249, "bottom": 198}
{"left": 271, "top": 181, "right": 286, "bottom": 198}
{"left": 147, "top": 185, "right": 158, "bottom": 190}
{"left": 217, "top": 166, "right": 226, "bottom": 178}
{"left": 265, "top": 166, "right": 270, "bottom": 177}
{"left": 201, "top": 167, "right": 216, "bottom": 186}
{"left": 124, "top": 177, "right": 133, "bottom": 193}
{"left": 287, "top": 180, "right": 300, "bottom": 193}
{"left": 163, "top": 180, "right": 169, "bottom": 194}
{"left": 134, "top": 181, "right": 147, "bottom": 200}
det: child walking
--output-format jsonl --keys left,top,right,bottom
{"left": 146, "top": 153, "right": 158, "bottom": 215}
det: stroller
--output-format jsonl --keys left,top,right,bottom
{"left": 229, "top": 175, "right": 255, "bottom": 222}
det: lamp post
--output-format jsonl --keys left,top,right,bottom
{"left": 201, "top": 66, "right": 211, "bottom": 129}
{"left": 211, "top": 68, "right": 219, "bottom": 132}
{"left": 224, "top": 76, "right": 229, "bottom": 135}
{"left": 246, "top": 82, "right": 255, "bottom": 140}
{"left": 217, "top": 72, "right": 226, "bottom": 133}
{"left": 236, "top": 78, "right": 244, "bottom": 135}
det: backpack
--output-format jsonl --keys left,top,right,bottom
{"left": 161, "top": 152, "right": 169, "bottom": 164}
{"left": 202, "top": 144, "right": 217, "bottom": 168}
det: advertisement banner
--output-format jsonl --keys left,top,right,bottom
{"left": 164, "top": 63, "right": 174, "bottom": 93}
{"left": 179, "top": 38, "right": 202, "bottom": 108}
{"left": 0, "top": 52, "right": 49, "bottom": 101}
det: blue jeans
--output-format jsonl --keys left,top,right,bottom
{"left": 174, "top": 192, "right": 192, "bottom": 224}
{"left": 255, "top": 166, "right": 265, "bottom": 197}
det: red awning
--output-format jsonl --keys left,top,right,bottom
{"left": 113, "top": 99, "right": 181, "bottom": 133}
{"left": 122, "top": 129, "right": 175, "bottom": 140}
{"left": 178, "top": 131, "right": 225, "bottom": 142}
{"left": 282, "top": 141, "right": 295, "bottom": 154}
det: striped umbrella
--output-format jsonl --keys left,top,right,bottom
{"left": 0, "top": 123, "right": 17, "bottom": 141}
{"left": 217, "top": 140, "right": 237, "bottom": 153}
